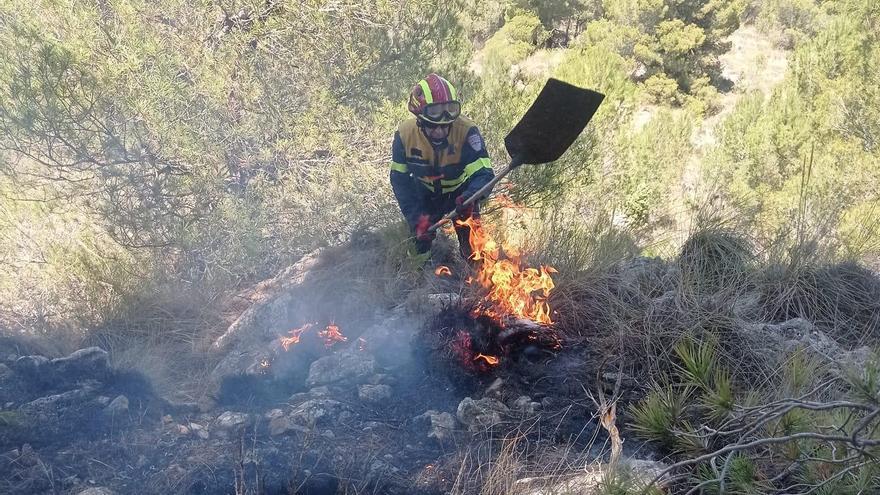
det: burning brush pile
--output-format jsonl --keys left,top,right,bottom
{"left": 425, "top": 215, "right": 562, "bottom": 375}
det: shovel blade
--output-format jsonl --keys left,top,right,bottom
{"left": 504, "top": 78, "right": 605, "bottom": 165}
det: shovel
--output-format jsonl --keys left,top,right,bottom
{"left": 428, "top": 78, "right": 605, "bottom": 233}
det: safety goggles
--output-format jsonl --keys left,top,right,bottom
{"left": 422, "top": 101, "right": 461, "bottom": 124}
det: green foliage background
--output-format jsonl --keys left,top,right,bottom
{"left": 0, "top": 0, "right": 877, "bottom": 336}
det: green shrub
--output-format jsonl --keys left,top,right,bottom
{"left": 643, "top": 73, "right": 680, "bottom": 104}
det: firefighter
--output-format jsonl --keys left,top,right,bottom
{"left": 390, "top": 74, "right": 495, "bottom": 261}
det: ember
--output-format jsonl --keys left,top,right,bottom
{"left": 451, "top": 330, "right": 474, "bottom": 365}
{"left": 434, "top": 265, "right": 452, "bottom": 276}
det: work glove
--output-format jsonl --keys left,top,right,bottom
{"left": 414, "top": 214, "right": 435, "bottom": 242}
{"left": 455, "top": 195, "right": 474, "bottom": 219}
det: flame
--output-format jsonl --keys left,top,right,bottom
{"left": 318, "top": 323, "right": 347, "bottom": 347}
{"left": 474, "top": 353, "right": 500, "bottom": 366}
{"left": 279, "top": 322, "right": 347, "bottom": 350}
{"left": 457, "top": 217, "right": 556, "bottom": 324}
{"left": 280, "top": 323, "right": 312, "bottom": 351}
{"left": 434, "top": 265, "right": 452, "bottom": 276}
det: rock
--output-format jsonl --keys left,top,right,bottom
{"left": 456, "top": 397, "right": 509, "bottom": 432}
{"left": 739, "top": 318, "right": 873, "bottom": 373}
{"left": 356, "top": 317, "right": 420, "bottom": 369}
{"left": 105, "top": 395, "right": 129, "bottom": 415}
{"left": 517, "top": 459, "right": 669, "bottom": 495}
{"left": 20, "top": 387, "right": 95, "bottom": 415}
{"left": 358, "top": 384, "right": 392, "bottom": 403}
{"left": 309, "top": 386, "right": 332, "bottom": 397}
{"left": 50, "top": 347, "right": 109, "bottom": 377}
{"left": 268, "top": 409, "right": 311, "bottom": 436}
{"left": 265, "top": 409, "right": 285, "bottom": 420}
{"left": 289, "top": 399, "right": 343, "bottom": 428}
{"left": 214, "top": 411, "right": 251, "bottom": 433}
{"left": 268, "top": 416, "right": 293, "bottom": 436}
{"left": 212, "top": 250, "right": 323, "bottom": 351}
{"left": 306, "top": 351, "right": 376, "bottom": 387}
{"left": 511, "top": 396, "right": 541, "bottom": 415}
{"left": 77, "top": 488, "right": 116, "bottom": 495}
{"left": 414, "top": 410, "right": 457, "bottom": 442}
{"left": 0, "top": 363, "right": 13, "bottom": 381}
{"left": 189, "top": 423, "right": 210, "bottom": 440}
{"left": 14, "top": 355, "right": 50, "bottom": 378}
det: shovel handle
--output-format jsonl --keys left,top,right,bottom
{"left": 427, "top": 156, "right": 523, "bottom": 233}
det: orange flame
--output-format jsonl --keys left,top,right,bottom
{"left": 280, "top": 323, "right": 312, "bottom": 351}
{"left": 318, "top": 323, "right": 347, "bottom": 348}
{"left": 474, "top": 354, "right": 500, "bottom": 366}
{"left": 457, "top": 217, "right": 555, "bottom": 324}
{"left": 279, "top": 322, "right": 347, "bottom": 350}
{"left": 434, "top": 265, "right": 452, "bottom": 276}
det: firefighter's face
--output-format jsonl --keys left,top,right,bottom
{"left": 421, "top": 120, "right": 451, "bottom": 145}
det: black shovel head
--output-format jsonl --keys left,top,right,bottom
{"left": 504, "top": 78, "right": 605, "bottom": 165}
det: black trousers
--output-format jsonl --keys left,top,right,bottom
{"left": 413, "top": 193, "right": 480, "bottom": 260}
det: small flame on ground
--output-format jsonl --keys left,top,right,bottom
{"left": 280, "top": 323, "right": 312, "bottom": 351}
{"left": 318, "top": 323, "right": 347, "bottom": 347}
{"left": 434, "top": 265, "right": 452, "bottom": 276}
{"left": 279, "top": 322, "right": 347, "bottom": 350}
{"left": 473, "top": 353, "right": 500, "bottom": 366}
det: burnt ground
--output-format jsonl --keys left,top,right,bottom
{"left": 0, "top": 302, "right": 633, "bottom": 495}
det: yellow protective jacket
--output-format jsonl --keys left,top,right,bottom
{"left": 389, "top": 116, "right": 494, "bottom": 228}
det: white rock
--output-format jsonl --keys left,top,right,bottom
{"left": 456, "top": 397, "right": 509, "bottom": 432}
{"left": 358, "top": 384, "right": 392, "bottom": 403}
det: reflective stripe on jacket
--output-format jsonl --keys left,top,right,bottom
{"left": 389, "top": 116, "right": 494, "bottom": 228}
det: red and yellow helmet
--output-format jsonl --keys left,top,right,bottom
{"left": 408, "top": 73, "right": 462, "bottom": 124}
